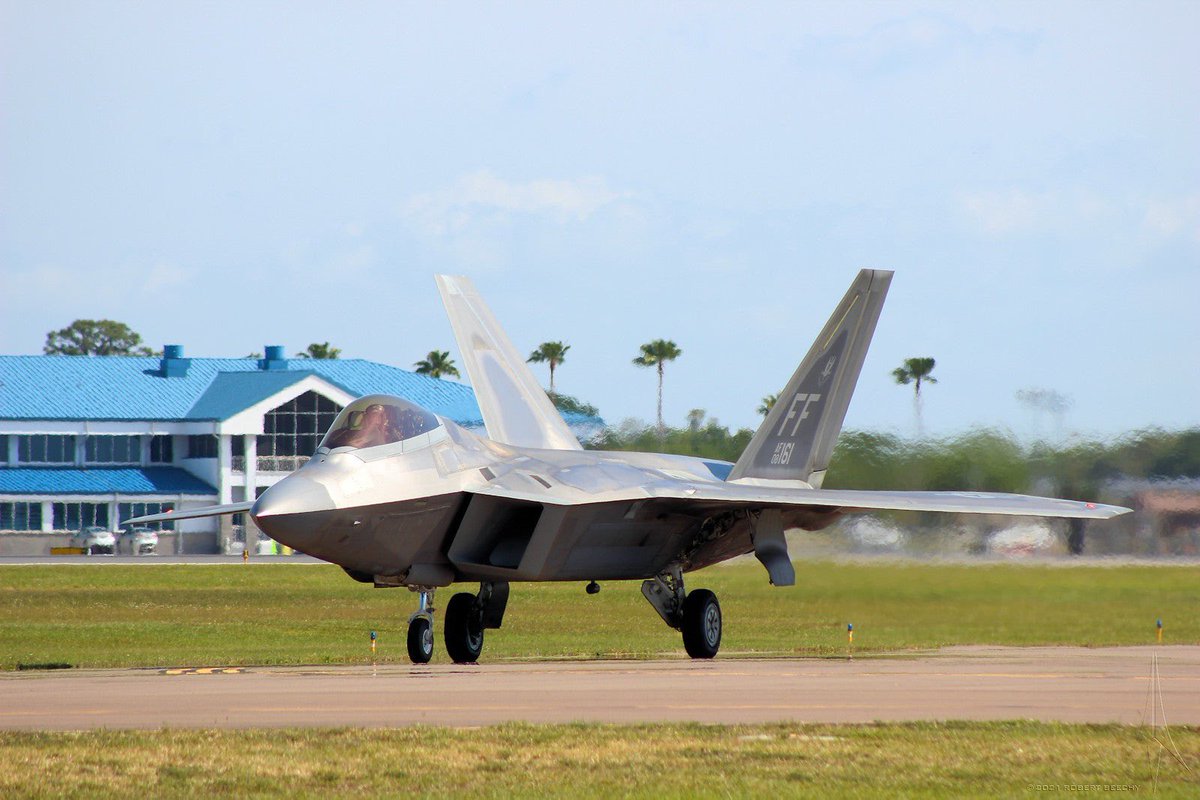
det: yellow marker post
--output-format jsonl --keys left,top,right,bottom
{"left": 370, "top": 630, "right": 377, "bottom": 655}
{"left": 1157, "top": 618, "right": 1163, "bottom": 644}
{"left": 242, "top": 548, "right": 248, "bottom": 563}
{"left": 847, "top": 623, "right": 854, "bottom": 656}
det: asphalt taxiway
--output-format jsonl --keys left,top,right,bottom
{"left": 2, "top": 646, "right": 1197, "bottom": 730}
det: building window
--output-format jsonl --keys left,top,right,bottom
{"left": 0, "top": 502, "right": 43, "bottom": 531}
{"left": 85, "top": 435, "right": 141, "bottom": 464}
{"left": 187, "top": 435, "right": 217, "bottom": 459}
{"left": 117, "top": 502, "right": 174, "bottom": 531}
{"left": 150, "top": 435, "right": 173, "bottom": 463}
{"left": 18, "top": 435, "right": 76, "bottom": 464}
{"left": 258, "top": 391, "right": 342, "bottom": 471}
{"left": 51, "top": 502, "right": 109, "bottom": 531}
{"left": 0, "top": 434, "right": 8, "bottom": 464}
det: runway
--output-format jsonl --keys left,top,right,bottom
{"left": 2, "top": 646, "right": 1197, "bottom": 730}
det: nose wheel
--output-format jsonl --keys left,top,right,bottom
{"left": 407, "top": 616, "right": 434, "bottom": 663}
{"left": 406, "top": 588, "right": 436, "bottom": 664}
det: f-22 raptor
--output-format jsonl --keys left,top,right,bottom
{"left": 130, "top": 271, "right": 1130, "bottom": 663}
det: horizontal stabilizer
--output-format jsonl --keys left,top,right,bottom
{"left": 122, "top": 501, "right": 254, "bottom": 527}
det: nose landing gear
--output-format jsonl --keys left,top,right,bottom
{"left": 407, "top": 581, "right": 509, "bottom": 664}
{"left": 406, "top": 587, "right": 436, "bottom": 664}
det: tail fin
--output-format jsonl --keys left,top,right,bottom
{"left": 728, "top": 269, "right": 892, "bottom": 487}
{"left": 435, "top": 275, "right": 583, "bottom": 451}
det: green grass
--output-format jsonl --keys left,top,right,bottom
{"left": 1, "top": 560, "right": 1197, "bottom": 669}
{"left": 0, "top": 722, "right": 1196, "bottom": 798}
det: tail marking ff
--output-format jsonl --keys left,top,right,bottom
{"left": 728, "top": 269, "right": 892, "bottom": 486}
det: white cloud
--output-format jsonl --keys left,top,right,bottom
{"left": 960, "top": 189, "right": 1200, "bottom": 243}
{"left": 8, "top": 262, "right": 193, "bottom": 305}
{"left": 1142, "top": 195, "right": 1200, "bottom": 242}
{"left": 959, "top": 189, "right": 1046, "bottom": 235}
{"left": 401, "top": 170, "right": 630, "bottom": 237}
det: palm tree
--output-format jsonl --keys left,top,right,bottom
{"left": 758, "top": 394, "right": 778, "bottom": 417}
{"left": 633, "top": 339, "right": 682, "bottom": 434}
{"left": 526, "top": 341, "right": 570, "bottom": 393}
{"left": 892, "top": 357, "right": 938, "bottom": 436}
{"left": 414, "top": 350, "right": 460, "bottom": 379}
{"left": 295, "top": 342, "right": 341, "bottom": 359}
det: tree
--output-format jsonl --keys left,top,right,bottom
{"left": 548, "top": 391, "right": 600, "bottom": 418}
{"left": 758, "top": 394, "right": 778, "bottom": 417}
{"left": 44, "top": 320, "right": 153, "bottom": 356}
{"left": 414, "top": 350, "right": 460, "bottom": 379}
{"left": 296, "top": 342, "right": 341, "bottom": 359}
{"left": 527, "top": 341, "right": 570, "bottom": 393}
{"left": 1015, "top": 387, "right": 1073, "bottom": 441}
{"left": 892, "top": 357, "right": 938, "bottom": 436}
{"left": 633, "top": 339, "right": 682, "bottom": 434}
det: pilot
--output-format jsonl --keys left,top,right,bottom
{"left": 324, "top": 404, "right": 392, "bottom": 449}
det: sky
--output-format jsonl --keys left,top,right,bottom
{"left": 2, "top": 2, "right": 1197, "bottom": 440}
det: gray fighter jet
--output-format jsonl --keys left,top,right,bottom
{"left": 128, "top": 271, "right": 1130, "bottom": 663}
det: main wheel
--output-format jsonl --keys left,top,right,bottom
{"left": 681, "top": 589, "right": 722, "bottom": 659}
{"left": 407, "top": 616, "right": 434, "bottom": 664}
{"left": 444, "top": 592, "right": 484, "bottom": 663}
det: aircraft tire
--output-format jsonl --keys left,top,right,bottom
{"left": 681, "top": 589, "right": 721, "bottom": 659}
{"left": 407, "top": 617, "right": 434, "bottom": 664}
{"left": 444, "top": 592, "right": 484, "bottom": 663}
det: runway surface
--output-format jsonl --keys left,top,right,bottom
{"left": 3, "top": 646, "right": 1197, "bottom": 731}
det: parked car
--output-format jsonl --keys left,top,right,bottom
{"left": 70, "top": 526, "right": 116, "bottom": 555}
{"left": 118, "top": 526, "right": 158, "bottom": 555}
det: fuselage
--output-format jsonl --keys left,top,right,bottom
{"left": 250, "top": 395, "right": 797, "bottom": 585}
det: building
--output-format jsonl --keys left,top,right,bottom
{"left": 0, "top": 346, "right": 598, "bottom": 555}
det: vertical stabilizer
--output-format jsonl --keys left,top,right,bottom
{"left": 435, "top": 275, "right": 582, "bottom": 451}
{"left": 728, "top": 269, "right": 892, "bottom": 486}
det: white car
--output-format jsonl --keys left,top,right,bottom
{"left": 70, "top": 526, "right": 116, "bottom": 555}
{"left": 118, "top": 526, "right": 158, "bottom": 555}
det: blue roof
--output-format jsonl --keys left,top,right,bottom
{"left": 0, "top": 467, "right": 216, "bottom": 495}
{"left": 0, "top": 355, "right": 484, "bottom": 424}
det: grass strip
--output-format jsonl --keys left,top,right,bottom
{"left": 0, "top": 721, "right": 1196, "bottom": 798}
{"left": 1, "top": 560, "right": 1197, "bottom": 669}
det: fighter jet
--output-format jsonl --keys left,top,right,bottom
{"left": 128, "top": 271, "right": 1130, "bottom": 664}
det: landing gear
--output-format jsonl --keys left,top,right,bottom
{"left": 586, "top": 581, "right": 600, "bottom": 595}
{"left": 641, "top": 564, "right": 723, "bottom": 659}
{"left": 407, "top": 616, "right": 434, "bottom": 663}
{"left": 444, "top": 592, "right": 484, "bottom": 663}
{"left": 681, "top": 589, "right": 721, "bottom": 659}
{"left": 406, "top": 587, "right": 436, "bottom": 664}
{"left": 403, "top": 582, "right": 508, "bottom": 664}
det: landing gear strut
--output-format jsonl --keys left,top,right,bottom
{"left": 641, "top": 564, "right": 722, "bottom": 659}
{"left": 406, "top": 587, "right": 436, "bottom": 664}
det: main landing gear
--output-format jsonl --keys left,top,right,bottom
{"left": 641, "top": 565, "right": 722, "bottom": 659}
{"left": 406, "top": 582, "right": 509, "bottom": 664}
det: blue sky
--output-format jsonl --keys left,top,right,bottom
{"left": 2, "top": 2, "right": 1197, "bottom": 438}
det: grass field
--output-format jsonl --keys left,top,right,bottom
{"left": 1, "top": 559, "right": 1197, "bottom": 669}
{"left": 1, "top": 722, "right": 1196, "bottom": 798}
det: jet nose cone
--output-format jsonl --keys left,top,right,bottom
{"left": 251, "top": 475, "right": 335, "bottom": 552}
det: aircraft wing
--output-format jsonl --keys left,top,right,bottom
{"left": 468, "top": 478, "right": 1130, "bottom": 520}
{"left": 436, "top": 275, "right": 583, "bottom": 451}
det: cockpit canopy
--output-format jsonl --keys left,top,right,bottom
{"left": 318, "top": 395, "right": 443, "bottom": 452}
